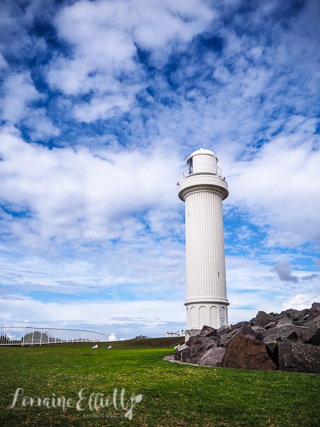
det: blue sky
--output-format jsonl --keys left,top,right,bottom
{"left": 0, "top": 0, "right": 319, "bottom": 339}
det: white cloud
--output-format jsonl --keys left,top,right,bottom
{"left": 47, "top": 0, "right": 215, "bottom": 121}
{"left": 0, "top": 73, "right": 59, "bottom": 138}
{"left": 224, "top": 129, "right": 320, "bottom": 248}
{"left": 0, "top": 73, "right": 40, "bottom": 124}
{"left": 282, "top": 294, "right": 320, "bottom": 311}
{"left": 72, "top": 86, "right": 141, "bottom": 123}
{"left": 0, "top": 131, "right": 183, "bottom": 248}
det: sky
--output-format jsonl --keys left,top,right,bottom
{"left": 0, "top": 0, "right": 320, "bottom": 340}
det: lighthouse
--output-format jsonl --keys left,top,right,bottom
{"left": 178, "top": 148, "right": 229, "bottom": 331}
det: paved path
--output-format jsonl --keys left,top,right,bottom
{"left": 163, "top": 355, "right": 202, "bottom": 367}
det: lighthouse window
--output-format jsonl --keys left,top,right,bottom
{"left": 187, "top": 158, "right": 193, "bottom": 175}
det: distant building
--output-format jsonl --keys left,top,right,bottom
{"left": 178, "top": 148, "right": 229, "bottom": 331}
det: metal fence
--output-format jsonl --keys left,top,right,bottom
{"left": 0, "top": 326, "right": 107, "bottom": 346}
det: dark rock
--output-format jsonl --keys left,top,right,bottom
{"left": 278, "top": 342, "right": 320, "bottom": 374}
{"left": 217, "top": 325, "right": 232, "bottom": 336}
{"left": 277, "top": 318, "right": 293, "bottom": 327}
{"left": 186, "top": 335, "right": 199, "bottom": 346}
{"left": 237, "top": 324, "right": 263, "bottom": 341}
{"left": 251, "top": 311, "right": 274, "bottom": 328}
{"left": 264, "top": 322, "right": 277, "bottom": 330}
{"left": 309, "top": 302, "right": 320, "bottom": 320}
{"left": 301, "top": 319, "right": 320, "bottom": 346}
{"left": 199, "top": 346, "right": 226, "bottom": 367}
{"left": 180, "top": 347, "right": 192, "bottom": 363}
{"left": 173, "top": 302, "right": 320, "bottom": 373}
{"left": 222, "top": 334, "right": 277, "bottom": 371}
{"left": 252, "top": 325, "right": 265, "bottom": 333}
{"left": 219, "top": 324, "right": 264, "bottom": 349}
{"left": 292, "top": 320, "right": 305, "bottom": 327}
{"left": 200, "top": 325, "right": 217, "bottom": 338}
{"left": 219, "top": 330, "right": 237, "bottom": 348}
{"left": 293, "top": 309, "right": 310, "bottom": 322}
{"left": 279, "top": 308, "right": 311, "bottom": 322}
{"left": 174, "top": 343, "right": 188, "bottom": 359}
{"left": 278, "top": 308, "right": 298, "bottom": 319}
{"left": 230, "top": 321, "right": 251, "bottom": 331}
{"left": 264, "top": 338, "right": 278, "bottom": 358}
{"left": 190, "top": 337, "right": 216, "bottom": 363}
{"left": 263, "top": 324, "right": 302, "bottom": 342}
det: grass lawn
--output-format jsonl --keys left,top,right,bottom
{"left": 0, "top": 337, "right": 320, "bottom": 426}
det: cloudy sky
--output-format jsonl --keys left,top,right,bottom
{"left": 0, "top": 0, "right": 319, "bottom": 339}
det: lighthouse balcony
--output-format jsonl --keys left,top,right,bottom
{"left": 183, "top": 164, "right": 223, "bottom": 178}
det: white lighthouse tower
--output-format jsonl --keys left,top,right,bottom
{"left": 178, "top": 148, "right": 229, "bottom": 331}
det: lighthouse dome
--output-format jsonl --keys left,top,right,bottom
{"left": 186, "top": 148, "right": 215, "bottom": 163}
{"left": 186, "top": 147, "right": 218, "bottom": 176}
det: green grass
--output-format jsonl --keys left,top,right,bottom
{"left": 0, "top": 338, "right": 320, "bottom": 426}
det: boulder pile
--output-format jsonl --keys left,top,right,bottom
{"left": 174, "top": 302, "right": 320, "bottom": 374}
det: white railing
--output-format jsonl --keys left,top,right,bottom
{"left": 183, "top": 165, "right": 223, "bottom": 178}
{"left": 0, "top": 326, "right": 107, "bottom": 346}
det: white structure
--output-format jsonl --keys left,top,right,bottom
{"left": 178, "top": 148, "right": 229, "bottom": 330}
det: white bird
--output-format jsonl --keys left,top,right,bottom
{"left": 108, "top": 345, "right": 112, "bottom": 350}
{"left": 91, "top": 344, "right": 98, "bottom": 349}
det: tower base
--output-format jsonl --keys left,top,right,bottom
{"left": 185, "top": 301, "right": 229, "bottom": 330}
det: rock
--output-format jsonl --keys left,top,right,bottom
{"left": 174, "top": 302, "right": 320, "bottom": 373}
{"left": 277, "top": 318, "right": 293, "bottom": 327}
{"left": 175, "top": 343, "right": 189, "bottom": 352}
{"left": 309, "top": 302, "right": 320, "bottom": 320}
{"left": 291, "top": 319, "right": 307, "bottom": 327}
{"left": 219, "top": 330, "right": 237, "bottom": 348}
{"left": 174, "top": 343, "right": 190, "bottom": 360}
{"left": 200, "top": 325, "right": 217, "bottom": 338}
{"left": 222, "top": 334, "right": 277, "bottom": 371}
{"left": 278, "top": 342, "right": 320, "bottom": 374}
{"left": 252, "top": 325, "right": 265, "bottom": 333}
{"left": 199, "top": 346, "right": 226, "bottom": 367}
{"left": 278, "top": 308, "right": 309, "bottom": 320}
{"left": 251, "top": 311, "right": 274, "bottom": 328}
{"left": 219, "top": 324, "right": 263, "bottom": 348}
{"left": 186, "top": 335, "right": 199, "bottom": 346}
{"left": 263, "top": 324, "right": 301, "bottom": 343}
{"left": 217, "top": 325, "right": 231, "bottom": 336}
{"left": 234, "top": 324, "right": 263, "bottom": 341}
{"left": 180, "top": 347, "right": 192, "bottom": 363}
{"left": 264, "top": 337, "right": 278, "bottom": 358}
{"left": 264, "top": 322, "right": 277, "bottom": 330}
{"left": 301, "top": 319, "right": 320, "bottom": 346}
{"left": 278, "top": 309, "right": 295, "bottom": 319}
{"left": 230, "top": 321, "right": 251, "bottom": 331}
{"left": 293, "top": 309, "right": 310, "bottom": 322}
{"left": 190, "top": 337, "right": 216, "bottom": 363}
